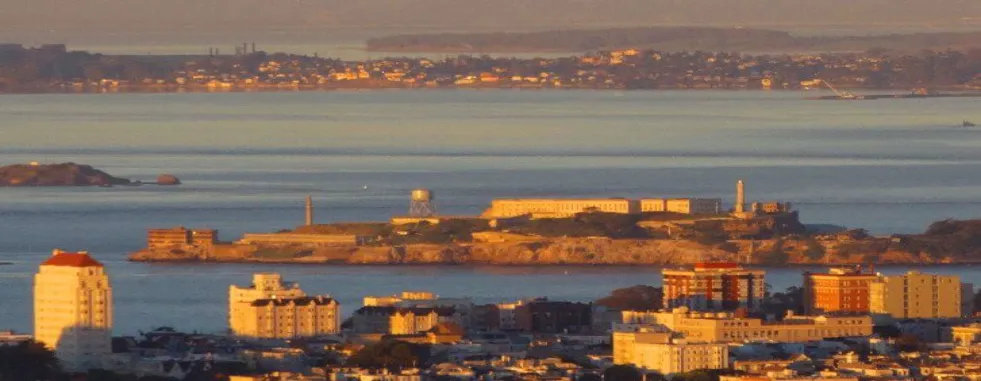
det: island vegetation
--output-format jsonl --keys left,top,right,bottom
{"left": 130, "top": 202, "right": 981, "bottom": 266}
{"left": 0, "top": 163, "right": 183, "bottom": 187}
{"left": 0, "top": 162, "right": 131, "bottom": 187}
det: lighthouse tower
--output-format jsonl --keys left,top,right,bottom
{"left": 735, "top": 180, "right": 746, "bottom": 214}
{"left": 305, "top": 196, "right": 314, "bottom": 226}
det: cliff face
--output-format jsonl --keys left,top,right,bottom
{"left": 129, "top": 217, "right": 981, "bottom": 265}
{"left": 0, "top": 163, "right": 131, "bottom": 186}
{"left": 127, "top": 235, "right": 976, "bottom": 265}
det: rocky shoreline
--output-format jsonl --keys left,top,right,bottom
{"left": 127, "top": 234, "right": 972, "bottom": 266}
{"left": 0, "top": 162, "right": 181, "bottom": 187}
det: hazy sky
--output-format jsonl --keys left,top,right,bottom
{"left": 3, "top": 0, "right": 981, "bottom": 53}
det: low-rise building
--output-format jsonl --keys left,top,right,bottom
{"left": 621, "top": 308, "right": 873, "bottom": 343}
{"left": 229, "top": 273, "right": 311, "bottom": 337}
{"left": 351, "top": 306, "right": 464, "bottom": 335}
{"left": 613, "top": 325, "right": 728, "bottom": 375}
{"left": 952, "top": 323, "right": 981, "bottom": 346}
{"left": 238, "top": 296, "right": 339, "bottom": 339}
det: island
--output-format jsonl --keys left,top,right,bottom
{"left": 0, "top": 162, "right": 132, "bottom": 187}
{"left": 128, "top": 186, "right": 981, "bottom": 266}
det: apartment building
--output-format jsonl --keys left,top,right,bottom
{"left": 34, "top": 250, "right": 113, "bottom": 372}
{"left": 803, "top": 266, "right": 878, "bottom": 315}
{"left": 869, "top": 271, "right": 971, "bottom": 319}
{"left": 662, "top": 263, "right": 766, "bottom": 312}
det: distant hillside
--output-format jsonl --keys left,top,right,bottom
{"left": 0, "top": 163, "right": 131, "bottom": 186}
{"left": 366, "top": 27, "right": 981, "bottom": 53}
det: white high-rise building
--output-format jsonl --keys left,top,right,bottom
{"left": 229, "top": 273, "right": 306, "bottom": 336}
{"left": 34, "top": 249, "right": 112, "bottom": 372}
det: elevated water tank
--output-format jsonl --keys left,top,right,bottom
{"left": 411, "top": 188, "right": 434, "bottom": 202}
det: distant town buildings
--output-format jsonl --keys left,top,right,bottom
{"left": 351, "top": 306, "right": 464, "bottom": 335}
{"left": 229, "top": 273, "right": 339, "bottom": 338}
{"left": 662, "top": 262, "right": 766, "bottom": 312}
{"left": 352, "top": 291, "right": 472, "bottom": 335}
{"left": 803, "top": 266, "right": 878, "bottom": 315}
{"left": 34, "top": 249, "right": 112, "bottom": 372}
{"left": 870, "top": 271, "right": 972, "bottom": 319}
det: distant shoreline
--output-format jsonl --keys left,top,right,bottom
{"left": 2, "top": 85, "right": 979, "bottom": 96}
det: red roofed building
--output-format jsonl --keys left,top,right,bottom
{"left": 34, "top": 249, "right": 112, "bottom": 372}
{"left": 40, "top": 250, "right": 104, "bottom": 267}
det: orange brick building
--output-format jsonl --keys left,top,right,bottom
{"left": 662, "top": 263, "right": 766, "bottom": 312}
{"left": 803, "top": 266, "right": 877, "bottom": 315}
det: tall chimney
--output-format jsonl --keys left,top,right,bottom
{"left": 735, "top": 180, "right": 745, "bottom": 213}
{"left": 305, "top": 196, "right": 314, "bottom": 226}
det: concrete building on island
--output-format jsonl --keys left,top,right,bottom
{"left": 34, "top": 249, "right": 112, "bottom": 372}
{"left": 640, "top": 198, "right": 722, "bottom": 214}
{"left": 229, "top": 273, "right": 339, "bottom": 338}
{"left": 482, "top": 196, "right": 724, "bottom": 219}
{"left": 146, "top": 226, "right": 217, "bottom": 254}
{"left": 662, "top": 263, "right": 766, "bottom": 312}
{"left": 483, "top": 198, "right": 640, "bottom": 219}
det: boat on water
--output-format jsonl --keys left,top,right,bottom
{"left": 963, "top": 120, "right": 976, "bottom": 127}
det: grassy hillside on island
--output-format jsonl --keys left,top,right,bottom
{"left": 0, "top": 163, "right": 131, "bottom": 186}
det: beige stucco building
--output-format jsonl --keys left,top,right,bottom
{"left": 613, "top": 326, "right": 728, "bottom": 375}
{"left": 34, "top": 250, "right": 113, "bottom": 372}
{"left": 230, "top": 273, "right": 340, "bottom": 338}
{"left": 952, "top": 324, "right": 981, "bottom": 346}
{"left": 869, "top": 271, "right": 970, "bottom": 319}
{"left": 237, "top": 296, "right": 339, "bottom": 339}
{"left": 621, "top": 308, "right": 872, "bottom": 343}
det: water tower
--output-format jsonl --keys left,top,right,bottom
{"left": 408, "top": 189, "right": 437, "bottom": 217}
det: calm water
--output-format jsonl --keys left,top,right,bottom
{"left": 2, "top": 90, "right": 981, "bottom": 335}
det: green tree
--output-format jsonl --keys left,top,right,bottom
{"left": 596, "top": 285, "right": 663, "bottom": 311}
{"left": 0, "top": 339, "right": 60, "bottom": 381}
{"left": 346, "top": 340, "right": 430, "bottom": 370}
{"left": 603, "top": 365, "right": 642, "bottom": 381}
{"left": 894, "top": 334, "right": 926, "bottom": 353}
